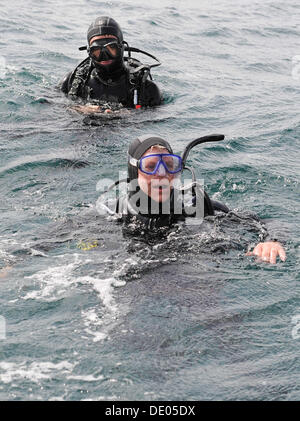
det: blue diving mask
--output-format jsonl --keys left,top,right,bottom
{"left": 129, "top": 153, "right": 182, "bottom": 175}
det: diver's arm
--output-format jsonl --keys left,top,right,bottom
{"left": 247, "top": 215, "right": 287, "bottom": 264}
{"left": 143, "top": 80, "right": 163, "bottom": 106}
{"left": 209, "top": 202, "right": 286, "bottom": 263}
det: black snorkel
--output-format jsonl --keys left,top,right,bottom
{"left": 181, "top": 133, "right": 225, "bottom": 183}
{"left": 180, "top": 134, "right": 225, "bottom": 216}
{"left": 181, "top": 134, "right": 225, "bottom": 166}
{"left": 122, "top": 43, "right": 161, "bottom": 70}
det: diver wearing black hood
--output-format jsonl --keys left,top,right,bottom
{"left": 114, "top": 135, "right": 229, "bottom": 228}
{"left": 59, "top": 17, "right": 162, "bottom": 108}
{"left": 98, "top": 134, "right": 287, "bottom": 264}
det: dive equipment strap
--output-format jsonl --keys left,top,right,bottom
{"left": 123, "top": 42, "right": 161, "bottom": 108}
{"left": 67, "top": 57, "right": 94, "bottom": 98}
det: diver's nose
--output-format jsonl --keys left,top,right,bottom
{"left": 156, "top": 162, "right": 167, "bottom": 176}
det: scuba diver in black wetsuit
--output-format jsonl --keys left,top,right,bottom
{"left": 59, "top": 16, "right": 162, "bottom": 113}
{"left": 116, "top": 134, "right": 230, "bottom": 226}
{"left": 97, "top": 134, "right": 287, "bottom": 264}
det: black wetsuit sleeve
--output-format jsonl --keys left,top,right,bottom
{"left": 58, "top": 71, "right": 72, "bottom": 94}
{"left": 211, "top": 200, "right": 230, "bottom": 213}
{"left": 142, "top": 79, "right": 163, "bottom": 106}
{"left": 261, "top": 219, "right": 288, "bottom": 244}
{"left": 191, "top": 197, "right": 230, "bottom": 215}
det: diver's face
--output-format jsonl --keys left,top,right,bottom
{"left": 138, "top": 147, "right": 177, "bottom": 203}
{"left": 89, "top": 35, "right": 119, "bottom": 66}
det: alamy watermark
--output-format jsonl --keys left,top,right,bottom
{"left": 0, "top": 56, "right": 6, "bottom": 79}
{"left": 292, "top": 55, "right": 300, "bottom": 81}
{"left": 0, "top": 316, "right": 6, "bottom": 340}
{"left": 291, "top": 315, "right": 300, "bottom": 340}
{"left": 95, "top": 171, "right": 205, "bottom": 226}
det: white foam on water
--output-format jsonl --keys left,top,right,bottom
{"left": 0, "top": 361, "right": 74, "bottom": 384}
{"left": 0, "top": 249, "right": 14, "bottom": 263}
{"left": 81, "top": 308, "right": 107, "bottom": 342}
{"left": 84, "top": 328, "right": 108, "bottom": 342}
{"left": 23, "top": 253, "right": 89, "bottom": 301}
{"left": 78, "top": 276, "right": 124, "bottom": 342}
{"left": 82, "top": 395, "right": 119, "bottom": 401}
{"left": 23, "top": 263, "right": 78, "bottom": 301}
{"left": 67, "top": 374, "right": 104, "bottom": 382}
{"left": 113, "top": 257, "right": 139, "bottom": 278}
{"left": 79, "top": 276, "right": 118, "bottom": 313}
{"left": 21, "top": 252, "right": 129, "bottom": 342}
{"left": 28, "top": 248, "right": 48, "bottom": 257}
{"left": 0, "top": 236, "right": 19, "bottom": 266}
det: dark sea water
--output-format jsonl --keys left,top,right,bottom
{"left": 0, "top": 0, "right": 299, "bottom": 401}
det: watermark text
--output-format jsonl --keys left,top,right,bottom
{"left": 0, "top": 316, "right": 6, "bottom": 340}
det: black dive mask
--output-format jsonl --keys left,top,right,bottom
{"left": 87, "top": 38, "right": 124, "bottom": 77}
{"left": 88, "top": 39, "right": 123, "bottom": 62}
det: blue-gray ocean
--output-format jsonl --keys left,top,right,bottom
{"left": 0, "top": 0, "right": 299, "bottom": 401}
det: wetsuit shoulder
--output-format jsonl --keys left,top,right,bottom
{"left": 58, "top": 71, "right": 73, "bottom": 94}
{"left": 190, "top": 194, "right": 227, "bottom": 216}
{"left": 143, "top": 79, "right": 163, "bottom": 106}
{"left": 211, "top": 200, "right": 230, "bottom": 213}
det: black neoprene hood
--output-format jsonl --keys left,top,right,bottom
{"left": 128, "top": 135, "right": 173, "bottom": 182}
{"left": 87, "top": 16, "right": 124, "bottom": 44}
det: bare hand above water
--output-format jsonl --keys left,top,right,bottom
{"left": 71, "top": 104, "right": 130, "bottom": 115}
{"left": 246, "top": 241, "right": 286, "bottom": 264}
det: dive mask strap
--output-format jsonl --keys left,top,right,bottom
{"left": 128, "top": 154, "right": 138, "bottom": 168}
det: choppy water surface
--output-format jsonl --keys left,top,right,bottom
{"left": 0, "top": 0, "right": 299, "bottom": 401}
